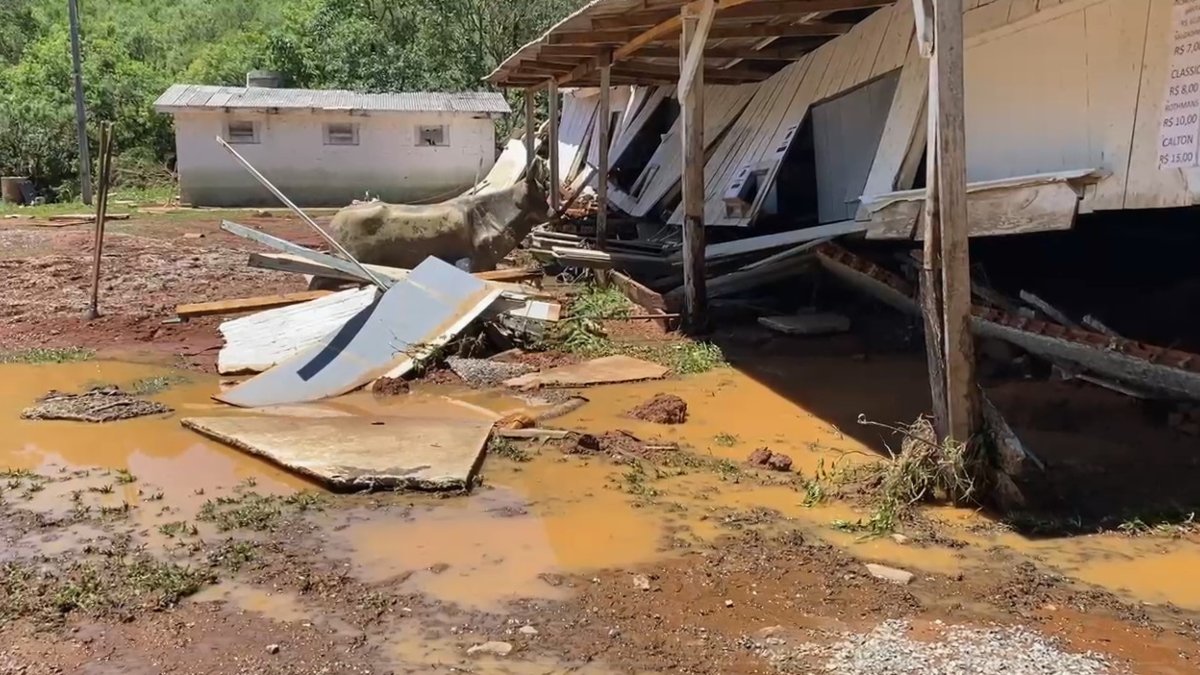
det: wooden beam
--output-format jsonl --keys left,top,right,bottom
{"left": 556, "top": 0, "right": 759, "bottom": 86}
{"left": 929, "top": 0, "right": 979, "bottom": 442}
{"left": 525, "top": 87, "right": 536, "bottom": 176}
{"left": 548, "top": 79, "right": 561, "bottom": 212}
{"left": 634, "top": 44, "right": 822, "bottom": 60}
{"left": 680, "top": 4, "right": 708, "bottom": 332}
{"left": 596, "top": 53, "right": 612, "bottom": 257}
{"left": 591, "top": 0, "right": 892, "bottom": 29}
{"left": 679, "top": 0, "right": 717, "bottom": 100}
{"left": 706, "top": 21, "right": 855, "bottom": 39}
{"left": 176, "top": 291, "right": 334, "bottom": 319}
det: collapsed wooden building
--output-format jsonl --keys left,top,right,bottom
{"left": 491, "top": 0, "right": 1200, "bottom": 454}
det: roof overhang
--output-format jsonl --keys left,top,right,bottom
{"left": 488, "top": 0, "right": 895, "bottom": 88}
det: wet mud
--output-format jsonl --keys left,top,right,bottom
{"left": 1, "top": 360, "right": 1199, "bottom": 673}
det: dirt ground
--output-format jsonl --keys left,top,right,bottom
{"left": 1, "top": 211, "right": 1199, "bottom": 674}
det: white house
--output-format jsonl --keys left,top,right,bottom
{"left": 154, "top": 84, "right": 511, "bottom": 207}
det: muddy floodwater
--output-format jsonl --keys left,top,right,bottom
{"left": 2, "top": 359, "right": 1200, "bottom": 672}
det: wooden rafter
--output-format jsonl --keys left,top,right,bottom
{"left": 590, "top": 0, "right": 892, "bottom": 30}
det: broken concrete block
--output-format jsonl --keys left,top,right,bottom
{"left": 865, "top": 563, "right": 914, "bottom": 585}
{"left": 467, "top": 641, "right": 513, "bottom": 657}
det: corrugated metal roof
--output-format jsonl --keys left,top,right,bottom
{"left": 154, "top": 84, "right": 511, "bottom": 114}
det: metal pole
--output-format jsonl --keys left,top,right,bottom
{"left": 216, "top": 137, "right": 389, "bottom": 291}
{"left": 68, "top": 0, "right": 93, "bottom": 205}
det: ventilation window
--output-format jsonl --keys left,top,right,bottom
{"left": 416, "top": 125, "right": 448, "bottom": 147}
{"left": 324, "top": 122, "right": 359, "bottom": 146}
{"left": 225, "top": 120, "right": 258, "bottom": 144}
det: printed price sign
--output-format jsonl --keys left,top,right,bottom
{"left": 1160, "top": 0, "right": 1200, "bottom": 168}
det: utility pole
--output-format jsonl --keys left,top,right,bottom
{"left": 68, "top": 0, "right": 93, "bottom": 205}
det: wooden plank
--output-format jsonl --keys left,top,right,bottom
{"left": 609, "top": 270, "right": 671, "bottom": 312}
{"left": 861, "top": 37, "right": 929, "bottom": 200}
{"left": 843, "top": 3, "right": 894, "bottom": 89}
{"left": 688, "top": 220, "right": 867, "bottom": 260}
{"left": 222, "top": 220, "right": 396, "bottom": 290}
{"left": 932, "top": 0, "right": 981, "bottom": 441}
{"left": 681, "top": 3, "right": 709, "bottom": 330}
{"left": 912, "top": 181, "right": 1080, "bottom": 238}
{"left": 1123, "top": 0, "right": 1187, "bottom": 209}
{"left": 548, "top": 80, "right": 561, "bottom": 212}
{"left": 1080, "top": 0, "right": 1150, "bottom": 211}
{"left": 871, "top": 0, "right": 916, "bottom": 76}
{"left": 1007, "top": 0, "right": 1039, "bottom": 22}
{"left": 176, "top": 291, "right": 334, "bottom": 318}
{"left": 963, "top": 0, "right": 1013, "bottom": 36}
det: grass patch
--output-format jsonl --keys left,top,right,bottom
{"left": 807, "top": 416, "right": 984, "bottom": 537}
{"left": 197, "top": 492, "right": 326, "bottom": 532}
{"left": 488, "top": 436, "right": 532, "bottom": 463}
{"left": 128, "top": 375, "right": 190, "bottom": 396}
{"left": 157, "top": 521, "right": 199, "bottom": 539}
{"left": 0, "top": 543, "right": 212, "bottom": 625}
{"left": 569, "top": 284, "right": 633, "bottom": 320}
{"left": 114, "top": 470, "right": 137, "bottom": 485}
{"left": 0, "top": 347, "right": 94, "bottom": 365}
{"left": 713, "top": 432, "right": 739, "bottom": 448}
{"left": 207, "top": 540, "right": 258, "bottom": 572}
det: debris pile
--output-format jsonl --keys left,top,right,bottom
{"left": 22, "top": 387, "right": 172, "bottom": 423}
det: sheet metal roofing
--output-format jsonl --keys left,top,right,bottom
{"left": 154, "top": 85, "right": 511, "bottom": 115}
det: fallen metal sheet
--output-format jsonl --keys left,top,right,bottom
{"left": 222, "top": 220, "right": 396, "bottom": 289}
{"left": 503, "top": 355, "right": 669, "bottom": 389}
{"left": 217, "top": 258, "right": 501, "bottom": 407}
{"left": 218, "top": 291, "right": 559, "bottom": 377}
{"left": 181, "top": 415, "right": 492, "bottom": 491}
{"left": 217, "top": 288, "right": 378, "bottom": 375}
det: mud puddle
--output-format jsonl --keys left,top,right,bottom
{"left": 4, "top": 360, "right": 1200, "bottom": 624}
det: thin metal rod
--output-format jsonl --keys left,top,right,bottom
{"left": 216, "top": 137, "right": 388, "bottom": 291}
{"left": 68, "top": 0, "right": 92, "bottom": 205}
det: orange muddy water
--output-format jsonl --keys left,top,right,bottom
{"left": 2, "top": 359, "right": 1199, "bottom": 619}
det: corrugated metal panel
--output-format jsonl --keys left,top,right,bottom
{"left": 154, "top": 84, "right": 511, "bottom": 114}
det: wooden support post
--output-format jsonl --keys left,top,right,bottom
{"left": 922, "top": 0, "right": 979, "bottom": 442}
{"left": 525, "top": 87, "right": 536, "bottom": 175}
{"left": 680, "top": 1, "right": 714, "bottom": 332}
{"left": 596, "top": 53, "right": 612, "bottom": 255}
{"left": 548, "top": 79, "right": 561, "bottom": 212}
{"left": 87, "top": 122, "right": 115, "bottom": 320}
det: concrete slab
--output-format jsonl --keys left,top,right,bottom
{"left": 181, "top": 415, "right": 493, "bottom": 491}
{"left": 503, "top": 355, "right": 669, "bottom": 389}
{"left": 758, "top": 313, "right": 852, "bottom": 336}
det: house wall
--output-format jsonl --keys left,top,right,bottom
{"left": 171, "top": 110, "right": 498, "bottom": 207}
{"left": 886, "top": 0, "right": 1193, "bottom": 212}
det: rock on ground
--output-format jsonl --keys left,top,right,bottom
{"left": 373, "top": 377, "right": 410, "bottom": 397}
{"left": 467, "top": 641, "right": 513, "bottom": 657}
{"left": 865, "top": 563, "right": 915, "bottom": 585}
{"left": 627, "top": 394, "right": 688, "bottom": 424}
{"left": 447, "top": 357, "right": 536, "bottom": 387}
{"left": 747, "top": 448, "right": 794, "bottom": 472}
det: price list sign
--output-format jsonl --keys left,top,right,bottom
{"left": 1161, "top": 0, "right": 1200, "bottom": 168}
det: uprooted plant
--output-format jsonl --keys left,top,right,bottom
{"left": 806, "top": 415, "right": 987, "bottom": 536}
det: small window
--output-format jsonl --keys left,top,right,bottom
{"left": 226, "top": 120, "right": 258, "bottom": 144}
{"left": 324, "top": 122, "right": 359, "bottom": 146}
{"left": 416, "top": 125, "right": 448, "bottom": 147}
